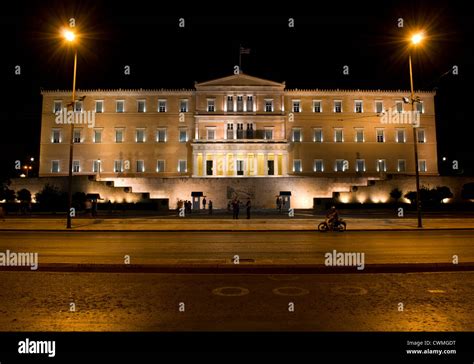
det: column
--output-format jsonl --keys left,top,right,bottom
{"left": 223, "top": 154, "right": 227, "bottom": 176}
{"left": 263, "top": 153, "right": 268, "bottom": 176}
{"left": 193, "top": 153, "right": 198, "bottom": 176}
{"left": 282, "top": 154, "right": 288, "bottom": 175}
{"left": 203, "top": 153, "right": 207, "bottom": 176}
{"left": 213, "top": 155, "right": 217, "bottom": 176}
{"left": 274, "top": 153, "right": 279, "bottom": 176}
{"left": 195, "top": 125, "right": 199, "bottom": 140}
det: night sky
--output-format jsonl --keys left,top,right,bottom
{"left": 1, "top": 0, "right": 473, "bottom": 178}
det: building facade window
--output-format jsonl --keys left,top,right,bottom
{"left": 136, "top": 129, "right": 146, "bottom": 143}
{"left": 156, "top": 128, "right": 167, "bottom": 143}
{"left": 73, "top": 129, "right": 82, "bottom": 143}
{"left": 376, "top": 129, "right": 385, "bottom": 143}
{"left": 237, "top": 96, "right": 243, "bottom": 112}
{"left": 94, "top": 130, "right": 102, "bottom": 143}
{"left": 416, "top": 101, "right": 424, "bottom": 113}
{"left": 178, "top": 160, "right": 187, "bottom": 173}
{"left": 158, "top": 99, "right": 167, "bottom": 113}
{"left": 265, "top": 99, "right": 273, "bottom": 112}
{"left": 93, "top": 160, "right": 101, "bottom": 173}
{"left": 375, "top": 100, "right": 384, "bottom": 113}
{"left": 179, "top": 99, "right": 188, "bottom": 113}
{"left": 114, "top": 160, "right": 123, "bottom": 173}
{"left": 136, "top": 160, "right": 145, "bottom": 173}
{"left": 417, "top": 129, "right": 426, "bottom": 143}
{"left": 292, "top": 100, "right": 301, "bottom": 113}
{"left": 95, "top": 100, "right": 104, "bottom": 113}
{"left": 334, "top": 129, "right": 343, "bottom": 143}
{"left": 354, "top": 100, "right": 363, "bottom": 113}
{"left": 355, "top": 129, "right": 364, "bottom": 143}
{"left": 396, "top": 129, "right": 406, "bottom": 143}
{"left": 116, "top": 100, "right": 124, "bottom": 113}
{"left": 314, "top": 159, "right": 324, "bottom": 172}
{"left": 115, "top": 128, "right": 124, "bottom": 143}
{"left": 53, "top": 100, "right": 62, "bottom": 113}
{"left": 226, "top": 123, "right": 234, "bottom": 139}
{"left": 376, "top": 159, "right": 387, "bottom": 172}
{"left": 137, "top": 100, "right": 146, "bottom": 113}
{"left": 179, "top": 99, "right": 189, "bottom": 112}
{"left": 334, "top": 100, "right": 342, "bottom": 113}
{"left": 292, "top": 128, "right": 302, "bottom": 142}
{"left": 418, "top": 160, "right": 427, "bottom": 172}
{"left": 179, "top": 129, "right": 188, "bottom": 142}
{"left": 72, "top": 160, "right": 80, "bottom": 173}
{"left": 314, "top": 128, "right": 323, "bottom": 142}
{"left": 293, "top": 159, "right": 302, "bottom": 173}
{"left": 247, "top": 96, "right": 253, "bottom": 111}
{"left": 227, "top": 96, "right": 233, "bottom": 112}
{"left": 264, "top": 128, "right": 273, "bottom": 140}
{"left": 313, "top": 100, "right": 322, "bottom": 113}
{"left": 397, "top": 159, "right": 406, "bottom": 172}
{"left": 207, "top": 99, "right": 215, "bottom": 112}
{"left": 356, "top": 159, "right": 365, "bottom": 172}
{"left": 51, "top": 160, "right": 60, "bottom": 173}
{"left": 74, "top": 101, "right": 83, "bottom": 112}
{"left": 206, "top": 127, "right": 216, "bottom": 140}
{"left": 396, "top": 101, "right": 403, "bottom": 113}
{"left": 335, "top": 159, "right": 347, "bottom": 172}
{"left": 156, "top": 160, "right": 165, "bottom": 173}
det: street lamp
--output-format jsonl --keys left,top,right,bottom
{"left": 408, "top": 31, "right": 424, "bottom": 228}
{"left": 62, "top": 27, "right": 78, "bottom": 229}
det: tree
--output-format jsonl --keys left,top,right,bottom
{"left": 433, "top": 186, "right": 453, "bottom": 203}
{"left": 0, "top": 187, "right": 16, "bottom": 202}
{"left": 461, "top": 183, "right": 474, "bottom": 200}
{"left": 389, "top": 188, "right": 403, "bottom": 202}
{"left": 72, "top": 192, "right": 87, "bottom": 210}
{"left": 17, "top": 189, "right": 32, "bottom": 203}
{"left": 35, "top": 184, "right": 66, "bottom": 211}
{"left": 404, "top": 186, "right": 453, "bottom": 205}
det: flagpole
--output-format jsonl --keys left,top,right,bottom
{"left": 239, "top": 44, "right": 242, "bottom": 72}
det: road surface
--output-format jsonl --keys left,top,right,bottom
{"left": 0, "top": 271, "right": 472, "bottom": 331}
{"left": 0, "top": 230, "right": 472, "bottom": 265}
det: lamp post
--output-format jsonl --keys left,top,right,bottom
{"left": 409, "top": 32, "right": 423, "bottom": 228}
{"left": 62, "top": 29, "right": 78, "bottom": 229}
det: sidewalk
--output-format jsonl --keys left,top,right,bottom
{"left": 0, "top": 217, "right": 473, "bottom": 231}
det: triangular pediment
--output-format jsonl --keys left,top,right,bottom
{"left": 195, "top": 73, "right": 285, "bottom": 89}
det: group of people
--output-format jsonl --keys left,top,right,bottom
{"left": 230, "top": 198, "right": 251, "bottom": 219}
{"left": 177, "top": 197, "right": 214, "bottom": 214}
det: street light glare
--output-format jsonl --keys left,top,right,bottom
{"left": 411, "top": 33, "right": 424, "bottom": 45}
{"left": 63, "top": 29, "right": 76, "bottom": 42}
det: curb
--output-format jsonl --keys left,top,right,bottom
{"left": 1, "top": 262, "right": 473, "bottom": 274}
{"left": 0, "top": 228, "right": 473, "bottom": 232}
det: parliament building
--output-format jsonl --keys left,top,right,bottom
{"left": 39, "top": 73, "right": 438, "bottom": 209}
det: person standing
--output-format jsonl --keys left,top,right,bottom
{"left": 277, "top": 197, "right": 282, "bottom": 213}
{"left": 202, "top": 197, "right": 207, "bottom": 210}
{"left": 235, "top": 199, "right": 240, "bottom": 219}
{"left": 246, "top": 198, "right": 251, "bottom": 219}
{"left": 208, "top": 200, "right": 213, "bottom": 215}
{"left": 92, "top": 200, "right": 98, "bottom": 217}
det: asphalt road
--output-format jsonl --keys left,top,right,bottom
{"left": 0, "top": 271, "right": 473, "bottom": 331}
{"left": 0, "top": 230, "right": 473, "bottom": 265}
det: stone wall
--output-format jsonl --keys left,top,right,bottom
{"left": 7, "top": 175, "right": 473, "bottom": 209}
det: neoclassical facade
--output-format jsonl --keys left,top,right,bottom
{"left": 39, "top": 73, "right": 438, "bottom": 208}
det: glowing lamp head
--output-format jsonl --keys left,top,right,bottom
{"left": 63, "top": 29, "right": 76, "bottom": 42}
{"left": 411, "top": 33, "right": 423, "bottom": 45}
